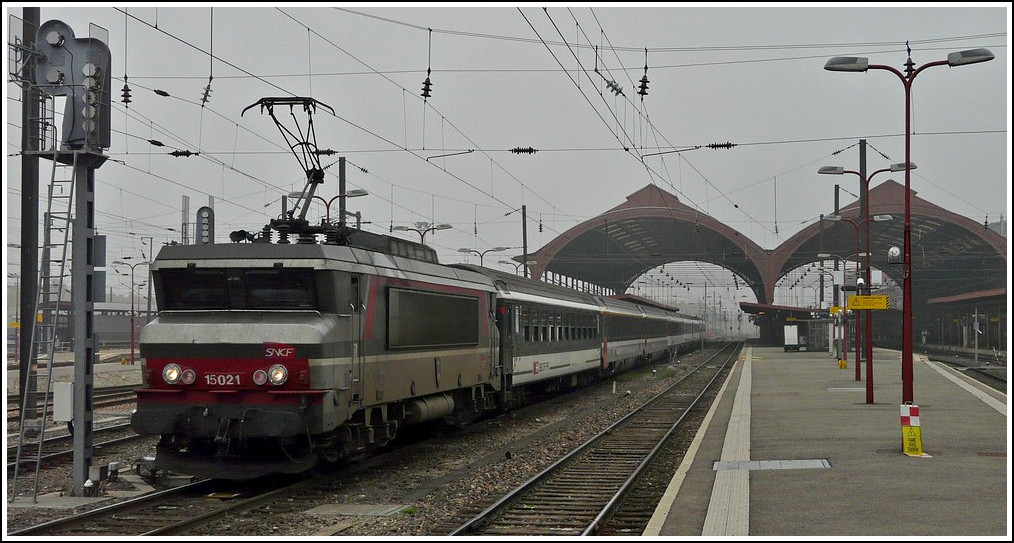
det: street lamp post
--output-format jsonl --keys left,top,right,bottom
{"left": 823, "top": 162, "right": 912, "bottom": 395}
{"left": 298, "top": 189, "right": 369, "bottom": 225}
{"left": 498, "top": 259, "right": 536, "bottom": 276}
{"left": 817, "top": 251, "right": 868, "bottom": 380}
{"left": 821, "top": 215, "right": 892, "bottom": 400}
{"left": 113, "top": 260, "right": 152, "bottom": 364}
{"left": 459, "top": 246, "right": 510, "bottom": 267}
{"left": 393, "top": 222, "right": 452, "bottom": 244}
{"left": 825, "top": 46, "right": 994, "bottom": 404}
{"left": 821, "top": 163, "right": 908, "bottom": 401}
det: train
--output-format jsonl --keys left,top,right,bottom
{"left": 129, "top": 225, "right": 703, "bottom": 479}
{"left": 128, "top": 96, "right": 703, "bottom": 479}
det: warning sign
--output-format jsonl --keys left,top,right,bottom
{"left": 904, "top": 426, "right": 923, "bottom": 456}
{"left": 848, "top": 295, "right": 890, "bottom": 310}
{"left": 901, "top": 404, "right": 929, "bottom": 457}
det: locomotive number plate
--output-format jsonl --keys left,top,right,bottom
{"left": 205, "top": 373, "right": 242, "bottom": 386}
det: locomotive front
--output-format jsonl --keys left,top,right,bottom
{"left": 131, "top": 243, "right": 350, "bottom": 479}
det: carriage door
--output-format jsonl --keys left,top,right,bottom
{"left": 350, "top": 275, "right": 365, "bottom": 403}
{"left": 497, "top": 301, "right": 514, "bottom": 387}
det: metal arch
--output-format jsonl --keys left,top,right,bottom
{"left": 525, "top": 181, "right": 1003, "bottom": 310}
{"left": 525, "top": 184, "right": 769, "bottom": 300}
{"left": 771, "top": 179, "right": 1006, "bottom": 300}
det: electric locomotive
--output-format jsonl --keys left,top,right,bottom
{"left": 129, "top": 97, "right": 702, "bottom": 479}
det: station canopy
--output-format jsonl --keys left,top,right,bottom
{"left": 523, "top": 182, "right": 1006, "bottom": 306}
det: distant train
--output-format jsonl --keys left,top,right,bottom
{"left": 130, "top": 229, "right": 703, "bottom": 479}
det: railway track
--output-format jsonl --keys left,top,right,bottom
{"left": 8, "top": 384, "right": 139, "bottom": 424}
{"left": 448, "top": 342, "right": 741, "bottom": 536}
{"left": 7, "top": 343, "right": 730, "bottom": 537}
{"left": 920, "top": 346, "right": 1007, "bottom": 393}
{"left": 6, "top": 478, "right": 297, "bottom": 536}
{"left": 7, "top": 421, "right": 141, "bottom": 472}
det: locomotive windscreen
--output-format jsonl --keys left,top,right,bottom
{"left": 160, "top": 268, "right": 317, "bottom": 310}
{"left": 387, "top": 287, "right": 479, "bottom": 349}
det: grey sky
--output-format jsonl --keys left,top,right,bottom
{"left": 4, "top": 3, "right": 1010, "bottom": 310}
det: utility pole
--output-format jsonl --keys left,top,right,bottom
{"left": 522, "top": 204, "right": 529, "bottom": 278}
{"left": 19, "top": 6, "right": 41, "bottom": 425}
{"left": 973, "top": 308, "right": 979, "bottom": 366}
{"left": 142, "top": 236, "right": 154, "bottom": 323}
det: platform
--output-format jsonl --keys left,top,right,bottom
{"left": 644, "top": 345, "right": 1009, "bottom": 537}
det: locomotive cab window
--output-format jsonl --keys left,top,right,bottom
{"left": 161, "top": 269, "right": 230, "bottom": 309}
{"left": 160, "top": 267, "right": 318, "bottom": 310}
{"left": 246, "top": 269, "right": 317, "bottom": 309}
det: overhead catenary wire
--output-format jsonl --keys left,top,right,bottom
{"left": 13, "top": 3, "right": 997, "bottom": 267}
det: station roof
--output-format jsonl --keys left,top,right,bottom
{"left": 927, "top": 287, "right": 1006, "bottom": 305}
{"left": 523, "top": 182, "right": 1007, "bottom": 307}
{"left": 525, "top": 184, "right": 768, "bottom": 297}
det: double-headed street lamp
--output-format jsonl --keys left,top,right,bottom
{"left": 825, "top": 46, "right": 994, "bottom": 404}
{"left": 499, "top": 259, "right": 536, "bottom": 276}
{"left": 817, "top": 251, "right": 868, "bottom": 381}
{"left": 113, "top": 259, "right": 152, "bottom": 365}
{"left": 820, "top": 162, "right": 911, "bottom": 401}
{"left": 459, "top": 246, "right": 510, "bottom": 267}
{"left": 821, "top": 215, "right": 892, "bottom": 402}
{"left": 393, "top": 222, "right": 452, "bottom": 244}
{"left": 291, "top": 189, "right": 370, "bottom": 224}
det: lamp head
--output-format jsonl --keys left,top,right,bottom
{"left": 824, "top": 56, "right": 868, "bottom": 72}
{"left": 947, "top": 48, "right": 994, "bottom": 66}
{"left": 818, "top": 166, "right": 844, "bottom": 175}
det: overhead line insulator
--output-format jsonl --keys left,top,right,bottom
{"left": 200, "top": 82, "right": 212, "bottom": 107}
{"left": 510, "top": 147, "right": 537, "bottom": 154}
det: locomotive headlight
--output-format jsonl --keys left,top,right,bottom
{"left": 163, "top": 364, "right": 182, "bottom": 384}
{"left": 252, "top": 369, "right": 268, "bottom": 386}
{"left": 267, "top": 364, "right": 288, "bottom": 386}
{"left": 181, "top": 368, "right": 196, "bottom": 385}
